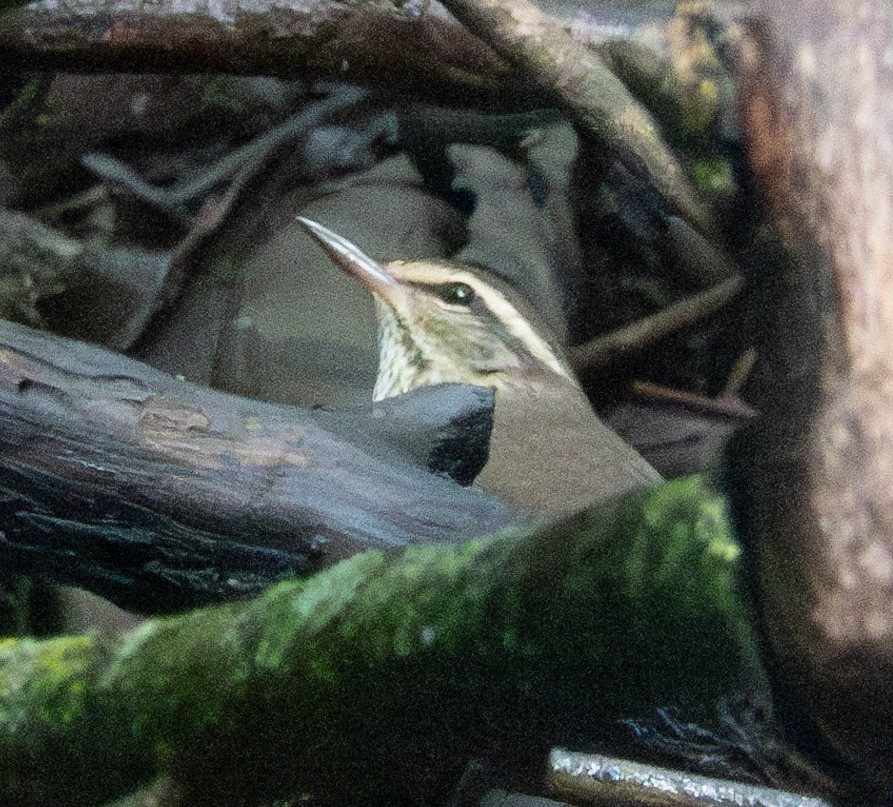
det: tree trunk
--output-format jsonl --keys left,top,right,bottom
{"left": 734, "top": 0, "right": 893, "bottom": 795}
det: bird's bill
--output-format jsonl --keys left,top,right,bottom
{"left": 297, "top": 216, "right": 399, "bottom": 297}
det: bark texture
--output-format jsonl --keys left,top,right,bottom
{"left": 0, "top": 0, "right": 508, "bottom": 97}
{"left": 438, "top": 0, "right": 711, "bottom": 231}
{"left": 0, "top": 317, "right": 512, "bottom": 612}
{"left": 734, "top": 0, "right": 893, "bottom": 794}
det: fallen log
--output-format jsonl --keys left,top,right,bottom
{"left": 0, "top": 0, "right": 509, "bottom": 99}
{"left": 0, "top": 317, "right": 514, "bottom": 613}
{"left": 0, "top": 477, "right": 786, "bottom": 807}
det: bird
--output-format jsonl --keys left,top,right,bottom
{"left": 297, "top": 216, "right": 660, "bottom": 517}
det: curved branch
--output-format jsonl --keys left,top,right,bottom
{"left": 437, "top": 0, "right": 712, "bottom": 231}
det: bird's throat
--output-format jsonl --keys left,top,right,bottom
{"left": 372, "top": 308, "right": 434, "bottom": 400}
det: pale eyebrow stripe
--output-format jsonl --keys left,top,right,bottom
{"left": 394, "top": 262, "right": 572, "bottom": 379}
{"left": 470, "top": 279, "right": 571, "bottom": 378}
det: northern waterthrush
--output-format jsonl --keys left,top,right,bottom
{"left": 298, "top": 217, "right": 660, "bottom": 515}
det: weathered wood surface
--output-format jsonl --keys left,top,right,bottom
{"left": 437, "top": 0, "right": 710, "bottom": 231}
{"left": 0, "top": 0, "right": 509, "bottom": 98}
{"left": 0, "top": 0, "right": 709, "bottom": 240}
{"left": 0, "top": 318, "right": 515, "bottom": 612}
{"left": 733, "top": 0, "right": 893, "bottom": 795}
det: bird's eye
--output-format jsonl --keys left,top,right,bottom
{"left": 433, "top": 282, "right": 476, "bottom": 307}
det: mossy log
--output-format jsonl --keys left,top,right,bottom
{"left": 0, "top": 477, "right": 767, "bottom": 807}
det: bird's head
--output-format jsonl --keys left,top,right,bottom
{"left": 298, "top": 217, "right": 575, "bottom": 401}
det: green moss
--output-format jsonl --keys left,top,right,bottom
{"left": 0, "top": 636, "right": 95, "bottom": 732}
{"left": 251, "top": 550, "right": 385, "bottom": 672}
{"left": 679, "top": 78, "right": 719, "bottom": 134}
{"left": 0, "top": 477, "right": 768, "bottom": 805}
{"left": 691, "top": 155, "right": 736, "bottom": 198}
{"left": 0, "top": 637, "right": 20, "bottom": 654}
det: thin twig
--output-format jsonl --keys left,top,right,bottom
{"left": 569, "top": 276, "right": 744, "bottom": 373}
{"left": 629, "top": 380, "right": 757, "bottom": 421}
{"left": 720, "top": 347, "right": 757, "bottom": 399}
{"left": 82, "top": 86, "right": 370, "bottom": 217}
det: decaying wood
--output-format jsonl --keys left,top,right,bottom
{"left": 733, "top": 0, "right": 893, "bottom": 796}
{"left": 0, "top": 478, "right": 799, "bottom": 807}
{"left": 0, "top": 0, "right": 509, "bottom": 98}
{"left": 0, "top": 317, "right": 513, "bottom": 613}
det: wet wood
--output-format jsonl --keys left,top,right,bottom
{"left": 0, "top": 318, "right": 513, "bottom": 613}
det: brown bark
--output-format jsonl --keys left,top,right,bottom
{"left": 0, "top": 0, "right": 509, "bottom": 99}
{"left": 437, "top": 0, "right": 711, "bottom": 231}
{"left": 0, "top": 317, "right": 513, "bottom": 613}
{"left": 734, "top": 0, "right": 893, "bottom": 794}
